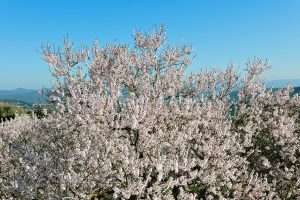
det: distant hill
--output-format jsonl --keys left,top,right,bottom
{"left": 230, "top": 86, "right": 300, "bottom": 101}
{"left": 266, "top": 79, "right": 300, "bottom": 88}
{"left": 0, "top": 88, "right": 48, "bottom": 105}
{"left": 1, "top": 80, "right": 300, "bottom": 105}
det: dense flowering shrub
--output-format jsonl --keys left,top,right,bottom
{"left": 0, "top": 27, "right": 299, "bottom": 199}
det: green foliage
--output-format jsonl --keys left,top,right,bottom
{"left": 32, "top": 104, "right": 51, "bottom": 119}
{"left": 0, "top": 101, "right": 30, "bottom": 120}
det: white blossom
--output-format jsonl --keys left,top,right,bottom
{"left": 0, "top": 26, "right": 299, "bottom": 199}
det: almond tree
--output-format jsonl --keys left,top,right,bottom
{"left": 0, "top": 26, "right": 299, "bottom": 199}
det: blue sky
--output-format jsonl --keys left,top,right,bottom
{"left": 0, "top": 0, "right": 300, "bottom": 89}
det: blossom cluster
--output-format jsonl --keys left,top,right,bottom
{"left": 0, "top": 26, "right": 299, "bottom": 199}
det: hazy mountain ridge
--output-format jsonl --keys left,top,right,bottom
{"left": 265, "top": 79, "right": 300, "bottom": 88}
{"left": 1, "top": 79, "right": 300, "bottom": 105}
{"left": 0, "top": 88, "right": 48, "bottom": 105}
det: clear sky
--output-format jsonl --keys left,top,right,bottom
{"left": 0, "top": 0, "right": 300, "bottom": 89}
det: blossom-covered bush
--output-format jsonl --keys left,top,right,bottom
{"left": 0, "top": 26, "right": 299, "bottom": 199}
